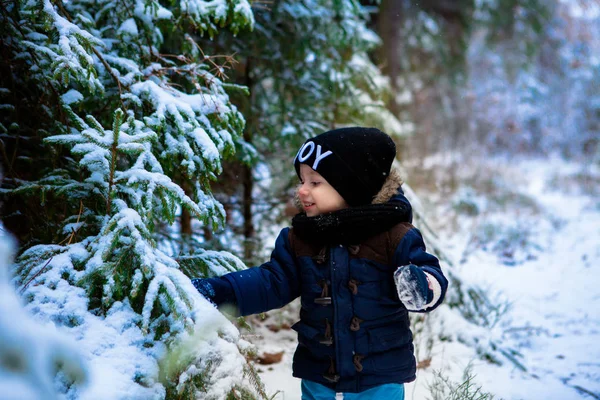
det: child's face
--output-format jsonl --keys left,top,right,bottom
{"left": 297, "top": 164, "right": 348, "bottom": 217}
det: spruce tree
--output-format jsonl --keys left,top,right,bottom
{"left": 1, "top": 0, "right": 266, "bottom": 398}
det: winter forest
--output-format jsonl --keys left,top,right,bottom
{"left": 0, "top": 0, "right": 598, "bottom": 399}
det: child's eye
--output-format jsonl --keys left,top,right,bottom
{"left": 310, "top": 181, "right": 321, "bottom": 186}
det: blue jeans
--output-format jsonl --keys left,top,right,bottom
{"left": 301, "top": 380, "right": 405, "bottom": 400}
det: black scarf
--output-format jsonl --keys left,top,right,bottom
{"left": 291, "top": 202, "right": 411, "bottom": 246}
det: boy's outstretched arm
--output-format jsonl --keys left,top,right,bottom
{"left": 191, "top": 228, "right": 301, "bottom": 316}
{"left": 393, "top": 227, "right": 448, "bottom": 312}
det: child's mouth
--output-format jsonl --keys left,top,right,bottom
{"left": 303, "top": 203, "right": 315, "bottom": 210}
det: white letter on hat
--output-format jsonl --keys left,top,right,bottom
{"left": 297, "top": 141, "right": 315, "bottom": 162}
{"left": 312, "top": 145, "right": 332, "bottom": 170}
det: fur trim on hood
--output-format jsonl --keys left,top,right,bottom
{"left": 372, "top": 168, "right": 404, "bottom": 204}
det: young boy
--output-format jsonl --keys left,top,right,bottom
{"left": 192, "top": 127, "right": 448, "bottom": 399}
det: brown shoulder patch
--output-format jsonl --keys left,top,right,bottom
{"left": 386, "top": 222, "right": 413, "bottom": 261}
{"left": 353, "top": 232, "right": 389, "bottom": 265}
{"left": 350, "top": 222, "right": 414, "bottom": 265}
{"left": 388, "top": 222, "right": 413, "bottom": 245}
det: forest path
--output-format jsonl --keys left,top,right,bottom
{"left": 415, "top": 158, "right": 600, "bottom": 400}
{"left": 477, "top": 160, "right": 600, "bottom": 399}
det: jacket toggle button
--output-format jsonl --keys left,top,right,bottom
{"left": 348, "top": 279, "right": 360, "bottom": 295}
{"left": 320, "top": 318, "right": 333, "bottom": 345}
{"left": 319, "top": 336, "right": 333, "bottom": 345}
{"left": 315, "top": 280, "right": 331, "bottom": 305}
{"left": 348, "top": 245, "right": 360, "bottom": 255}
{"left": 314, "top": 297, "right": 332, "bottom": 305}
{"left": 313, "top": 247, "right": 327, "bottom": 264}
{"left": 323, "top": 357, "right": 340, "bottom": 383}
{"left": 349, "top": 316, "right": 363, "bottom": 331}
{"left": 353, "top": 354, "right": 365, "bottom": 372}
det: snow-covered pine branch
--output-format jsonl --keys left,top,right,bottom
{"left": 180, "top": 0, "right": 255, "bottom": 37}
{"left": 0, "top": 230, "right": 88, "bottom": 400}
{"left": 177, "top": 248, "right": 247, "bottom": 278}
{"left": 4, "top": 0, "right": 262, "bottom": 397}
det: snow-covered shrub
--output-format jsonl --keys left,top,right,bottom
{"left": 452, "top": 187, "right": 485, "bottom": 217}
{"left": 547, "top": 169, "right": 600, "bottom": 198}
{"left": 0, "top": 0, "right": 267, "bottom": 398}
{"left": 427, "top": 365, "right": 497, "bottom": 400}
{"left": 465, "top": 217, "right": 546, "bottom": 266}
{"left": 444, "top": 276, "right": 511, "bottom": 330}
{"left": 0, "top": 230, "right": 88, "bottom": 400}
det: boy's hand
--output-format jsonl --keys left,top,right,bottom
{"left": 191, "top": 277, "right": 238, "bottom": 312}
{"left": 191, "top": 278, "right": 217, "bottom": 305}
{"left": 394, "top": 264, "right": 433, "bottom": 311}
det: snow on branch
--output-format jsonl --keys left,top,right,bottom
{"left": 128, "top": 78, "right": 243, "bottom": 184}
{"left": 176, "top": 248, "right": 246, "bottom": 278}
{"left": 21, "top": 0, "right": 104, "bottom": 91}
{"left": 180, "top": 0, "right": 255, "bottom": 37}
{"left": 1, "top": 232, "right": 88, "bottom": 399}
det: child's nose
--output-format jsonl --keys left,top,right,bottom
{"left": 298, "top": 184, "right": 309, "bottom": 196}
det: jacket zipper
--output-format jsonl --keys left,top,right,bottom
{"left": 330, "top": 246, "right": 341, "bottom": 383}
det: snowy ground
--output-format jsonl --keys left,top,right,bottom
{"left": 247, "top": 156, "right": 600, "bottom": 400}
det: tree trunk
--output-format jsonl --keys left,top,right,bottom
{"left": 377, "top": 0, "right": 404, "bottom": 117}
{"left": 242, "top": 160, "right": 254, "bottom": 262}
{"left": 242, "top": 58, "right": 256, "bottom": 263}
{"left": 180, "top": 180, "right": 193, "bottom": 254}
{"left": 180, "top": 206, "right": 192, "bottom": 236}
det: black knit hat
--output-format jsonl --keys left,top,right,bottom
{"left": 294, "top": 127, "right": 396, "bottom": 207}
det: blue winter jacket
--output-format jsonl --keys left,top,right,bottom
{"left": 205, "top": 189, "right": 448, "bottom": 392}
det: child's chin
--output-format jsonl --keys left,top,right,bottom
{"left": 304, "top": 208, "right": 318, "bottom": 217}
